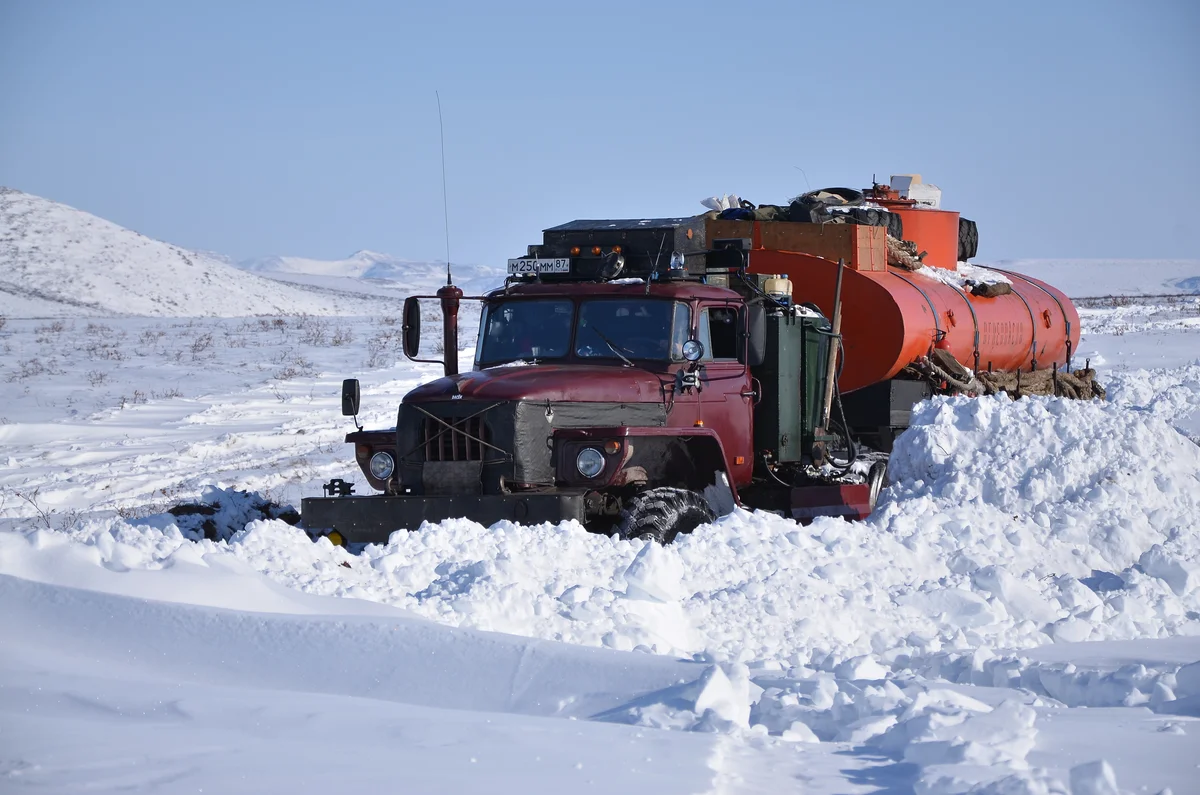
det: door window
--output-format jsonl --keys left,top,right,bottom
{"left": 698, "top": 306, "right": 740, "bottom": 361}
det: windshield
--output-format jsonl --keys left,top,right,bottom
{"left": 576, "top": 299, "right": 689, "bottom": 361}
{"left": 476, "top": 297, "right": 689, "bottom": 365}
{"left": 477, "top": 299, "right": 573, "bottom": 364}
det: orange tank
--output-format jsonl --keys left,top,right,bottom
{"left": 742, "top": 218, "right": 1080, "bottom": 394}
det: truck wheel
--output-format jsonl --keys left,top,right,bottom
{"left": 867, "top": 461, "right": 890, "bottom": 511}
{"left": 958, "top": 218, "right": 979, "bottom": 260}
{"left": 844, "top": 207, "right": 888, "bottom": 228}
{"left": 618, "top": 487, "right": 716, "bottom": 544}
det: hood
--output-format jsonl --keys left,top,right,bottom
{"left": 404, "top": 363, "right": 668, "bottom": 404}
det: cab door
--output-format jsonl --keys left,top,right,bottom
{"left": 695, "top": 303, "right": 755, "bottom": 486}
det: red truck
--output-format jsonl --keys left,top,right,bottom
{"left": 302, "top": 180, "right": 1080, "bottom": 545}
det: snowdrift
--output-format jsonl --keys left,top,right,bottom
{"left": 3, "top": 393, "right": 1199, "bottom": 793}
{"left": 6, "top": 394, "right": 1197, "bottom": 671}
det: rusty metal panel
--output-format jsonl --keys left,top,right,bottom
{"left": 702, "top": 218, "right": 886, "bottom": 271}
{"left": 854, "top": 225, "right": 888, "bottom": 272}
{"left": 703, "top": 219, "right": 755, "bottom": 247}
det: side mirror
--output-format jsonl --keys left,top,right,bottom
{"left": 402, "top": 297, "right": 421, "bottom": 358}
{"left": 747, "top": 303, "right": 766, "bottom": 366}
{"left": 341, "top": 378, "right": 360, "bottom": 417}
{"left": 682, "top": 339, "right": 705, "bottom": 362}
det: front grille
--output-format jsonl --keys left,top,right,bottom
{"left": 423, "top": 415, "right": 490, "bottom": 462}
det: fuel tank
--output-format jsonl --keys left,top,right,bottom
{"left": 749, "top": 249, "right": 1080, "bottom": 394}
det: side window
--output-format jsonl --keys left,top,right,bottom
{"left": 700, "top": 306, "right": 739, "bottom": 360}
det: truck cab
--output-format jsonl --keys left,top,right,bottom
{"left": 401, "top": 279, "right": 753, "bottom": 496}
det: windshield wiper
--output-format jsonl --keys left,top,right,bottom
{"left": 586, "top": 323, "right": 635, "bottom": 367}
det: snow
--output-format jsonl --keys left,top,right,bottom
{"left": 1069, "top": 760, "right": 1120, "bottom": 795}
{"left": 918, "top": 262, "right": 1013, "bottom": 289}
{"left": 1, "top": 202, "right": 1199, "bottom": 792}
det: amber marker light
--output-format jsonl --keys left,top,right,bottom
{"left": 612, "top": 245, "right": 622, "bottom": 254}
{"left": 604, "top": 440, "right": 621, "bottom": 455}
{"left": 570, "top": 246, "right": 581, "bottom": 256}
{"left": 591, "top": 246, "right": 602, "bottom": 255}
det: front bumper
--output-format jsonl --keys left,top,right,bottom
{"left": 301, "top": 491, "right": 589, "bottom": 545}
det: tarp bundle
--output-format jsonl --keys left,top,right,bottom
{"left": 887, "top": 235, "right": 923, "bottom": 270}
{"left": 910, "top": 349, "right": 1107, "bottom": 400}
{"left": 702, "top": 188, "right": 905, "bottom": 235}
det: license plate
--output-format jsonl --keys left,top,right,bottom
{"left": 507, "top": 257, "right": 571, "bottom": 274}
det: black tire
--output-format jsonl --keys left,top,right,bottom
{"left": 958, "top": 218, "right": 979, "bottom": 261}
{"left": 867, "top": 460, "right": 890, "bottom": 512}
{"left": 617, "top": 487, "right": 716, "bottom": 544}
{"left": 844, "top": 207, "right": 888, "bottom": 228}
{"left": 886, "top": 211, "right": 904, "bottom": 240}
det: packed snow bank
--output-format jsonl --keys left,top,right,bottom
{"left": 7, "top": 395, "right": 1198, "bottom": 672}
{"left": 0, "top": 574, "right": 742, "bottom": 795}
{"left": 4, "top": 394, "right": 1199, "bottom": 794}
{"left": 1106, "top": 362, "right": 1200, "bottom": 442}
{"left": 0, "top": 572, "right": 701, "bottom": 720}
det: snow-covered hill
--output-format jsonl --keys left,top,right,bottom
{"left": 0, "top": 188, "right": 412, "bottom": 317}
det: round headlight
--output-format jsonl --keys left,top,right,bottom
{"left": 575, "top": 447, "right": 605, "bottom": 479}
{"left": 369, "top": 451, "right": 395, "bottom": 480}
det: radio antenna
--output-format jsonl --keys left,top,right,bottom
{"left": 793, "top": 165, "right": 812, "bottom": 192}
{"left": 436, "top": 90, "right": 452, "bottom": 285}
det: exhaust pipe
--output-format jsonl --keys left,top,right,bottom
{"left": 437, "top": 283, "right": 463, "bottom": 376}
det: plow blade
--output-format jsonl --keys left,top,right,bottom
{"left": 301, "top": 492, "right": 589, "bottom": 546}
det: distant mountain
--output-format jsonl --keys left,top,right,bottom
{"left": 237, "top": 250, "right": 503, "bottom": 296}
{"left": 0, "top": 188, "right": 500, "bottom": 318}
{"left": 992, "top": 259, "right": 1200, "bottom": 298}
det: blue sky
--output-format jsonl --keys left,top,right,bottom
{"left": 1, "top": 0, "right": 1197, "bottom": 266}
